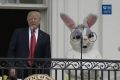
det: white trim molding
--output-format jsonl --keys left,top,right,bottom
{"left": 0, "top": 3, "right": 47, "bottom": 10}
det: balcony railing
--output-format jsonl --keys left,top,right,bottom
{"left": 0, "top": 58, "right": 120, "bottom": 80}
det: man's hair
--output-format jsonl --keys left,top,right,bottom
{"left": 27, "top": 11, "right": 41, "bottom": 20}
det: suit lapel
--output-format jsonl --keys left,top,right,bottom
{"left": 35, "top": 30, "right": 42, "bottom": 57}
{"left": 25, "top": 28, "right": 29, "bottom": 57}
{"left": 36, "top": 30, "right": 41, "bottom": 48}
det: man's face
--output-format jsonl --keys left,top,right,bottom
{"left": 27, "top": 13, "right": 40, "bottom": 29}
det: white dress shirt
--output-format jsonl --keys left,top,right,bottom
{"left": 29, "top": 28, "right": 38, "bottom": 48}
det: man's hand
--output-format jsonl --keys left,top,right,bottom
{"left": 9, "top": 68, "right": 16, "bottom": 77}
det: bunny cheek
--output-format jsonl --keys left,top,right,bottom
{"left": 70, "top": 40, "right": 81, "bottom": 50}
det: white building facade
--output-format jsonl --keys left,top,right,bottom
{"left": 0, "top": 0, "right": 120, "bottom": 60}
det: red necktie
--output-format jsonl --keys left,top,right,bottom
{"left": 28, "top": 30, "right": 36, "bottom": 66}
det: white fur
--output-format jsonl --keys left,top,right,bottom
{"left": 66, "top": 48, "right": 101, "bottom": 59}
{"left": 60, "top": 13, "right": 102, "bottom": 80}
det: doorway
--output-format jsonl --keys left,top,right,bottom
{"left": 0, "top": 9, "right": 34, "bottom": 57}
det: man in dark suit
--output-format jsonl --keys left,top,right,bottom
{"left": 7, "top": 11, "right": 51, "bottom": 79}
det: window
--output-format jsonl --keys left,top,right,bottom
{"left": 0, "top": 0, "right": 44, "bottom": 4}
{"left": 20, "top": 0, "right": 43, "bottom": 4}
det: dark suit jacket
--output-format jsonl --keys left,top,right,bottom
{"left": 7, "top": 28, "right": 51, "bottom": 77}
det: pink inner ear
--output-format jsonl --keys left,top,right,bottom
{"left": 60, "top": 13, "right": 76, "bottom": 29}
{"left": 87, "top": 15, "right": 97, "bottom": 28}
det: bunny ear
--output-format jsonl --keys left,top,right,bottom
{"left": 83, "top": 14, "right": 97, "bottom": 28}
{"left": 60, "top": 13, "right": 76, "bottom": 29}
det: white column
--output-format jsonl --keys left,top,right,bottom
{"left": 102, "top": 0, "right": 120, "bottom": 59}
{"left": 51, "top": 0, "right": 65, "bottom": 58}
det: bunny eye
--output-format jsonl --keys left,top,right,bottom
{"left": 73, "top": 36, "right": 75, "bottom": 39}
{"left": 71, "top": 29, "right": 82, "bottom": 40}
{"left": 88, "top": 32, "right": 94, "bottom": 38}
{"left": 72, "top": 35, "right": 81, "bottom": 40}
{"left": 71, "top": 34, "right": 81, "bottom": 40}
{"left": 76, "top": 35, "right": 81, "bottom": 39}
{"left": 88, "top": 32, "right": 97, "bottom": 42}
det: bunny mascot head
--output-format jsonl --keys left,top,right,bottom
{"left": 60, "top": 13, "right": 97, "bottom": 53}
{"left": 60, "top": 13, "right": 101, "bottom": 80}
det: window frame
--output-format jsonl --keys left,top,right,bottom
{"left": 0, "top": 0, "right": 50, "bottom": 34}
